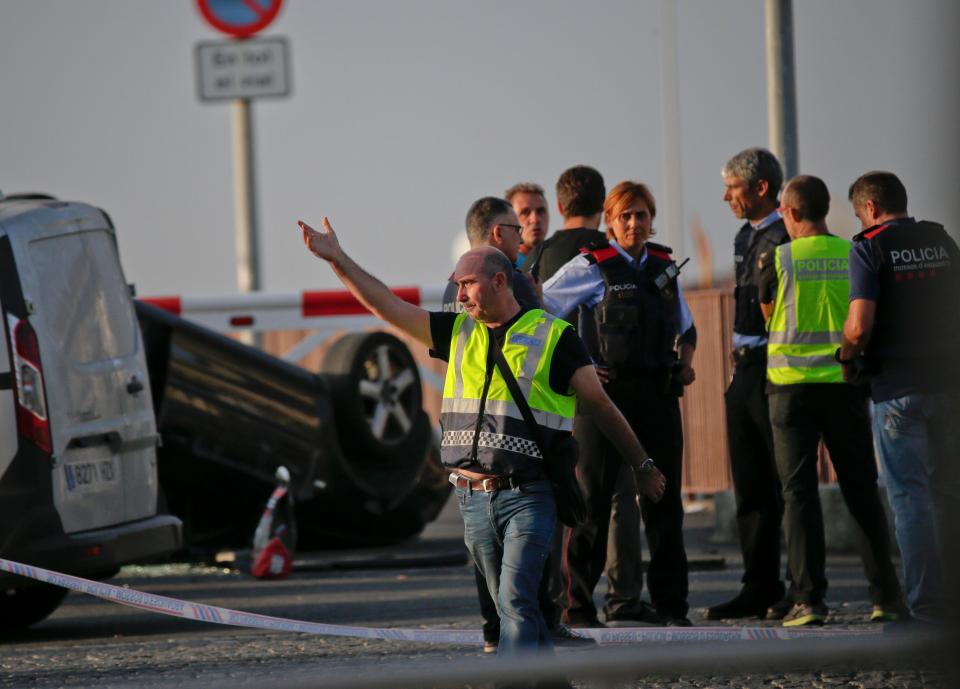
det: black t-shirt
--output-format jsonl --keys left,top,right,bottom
{"left": 523, "top": 228, "right": 606, "bottom": 283}
{"left": 429, "top": 307, "right": 592, "bottom": 395}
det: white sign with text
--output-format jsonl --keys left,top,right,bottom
{"left": 196, "top": 37, "right": 290, "bottom": 101}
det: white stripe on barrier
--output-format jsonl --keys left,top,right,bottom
{"left": 0, "top": 558, "right": 882, "bottom": 644}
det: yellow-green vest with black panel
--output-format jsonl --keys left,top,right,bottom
{"left": 766, "top": 234, "right": 851, "bottom": 385}
{"left": 440, "top": 309, "right": 576, "bottom": 479}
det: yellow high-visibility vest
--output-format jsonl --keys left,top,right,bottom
{"left": 767, "top": 234, "right": 851, "bottom": 385}
{"left": 440, "top": 309, "right": 575, "bottom": 475}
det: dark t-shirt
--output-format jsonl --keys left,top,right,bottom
{"left": 429, "top": 308, "right": 592, "bottom": 395}
{"left": 848, "top": 218, "right": 960, "bottom": 401}
{"left": 522, "top": 227, "right": 606, "bottom": 283}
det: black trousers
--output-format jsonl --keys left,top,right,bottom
{"left": 769, "top": 384, "right": 903, "bottom": 606}
{"left": 562, "top": 377, "right": 689, "bottom": 621}
{"left": 475, "top": 534, "right": 562, "bottom": 642}
{"left": 725, "top": 358, "right": 785, "bottom": 599}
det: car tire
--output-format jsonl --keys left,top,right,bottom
{"left": 320, "top": 331, "right": 431, "bottom": 497}
{"left": 0, "top": 583, "right": 68, "bottom": 630}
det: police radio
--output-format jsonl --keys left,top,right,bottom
{"left": 654, "top": 257, "right": 690, "bottom": 296}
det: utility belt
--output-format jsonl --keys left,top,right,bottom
{"left": 733, "top": 345, "right": 767, "bottom": 366}
{"left": 447, "top": 472, "right": 538, "bottom": 493}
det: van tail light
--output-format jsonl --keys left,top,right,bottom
{"left": 6, "top": 315, "right": 52, "bottom": 453}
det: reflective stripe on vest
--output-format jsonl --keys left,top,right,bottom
{"left": 439, "top": 309, "right": 575, "bottom": 470}
{"left": 767, "top": 236, "right": 851, "bottom": 385}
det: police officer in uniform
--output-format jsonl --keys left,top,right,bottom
{"left": 542, "top": 180, "right": 697, "bottom": 626}
{"left": 840, "top": 171, "right": 960, "bottom": 623}
{"left": 705, "top": 148, "right": 791, "bottom": 620}
{"left": 523, "top": 166, "right": 651, "bottom": 625}
{"left": 758, "top": 175, "right": 906, "bottom": 626}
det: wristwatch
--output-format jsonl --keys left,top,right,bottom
{"left": 638, "top": 458, "right": 656, "bottom": 474}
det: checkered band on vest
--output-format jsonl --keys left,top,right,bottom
{"left": 441, "top": 430, "right": 543, "bottom": 460}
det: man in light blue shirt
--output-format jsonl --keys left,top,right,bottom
{"left": 542, "top": 180, "right": 696, "bottom": 627}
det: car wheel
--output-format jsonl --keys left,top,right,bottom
{"left": 0, "top": 583, "right": 68, "bottom": 630}
{"left": 320, "top": 331, "right": 431, "bottom": 497}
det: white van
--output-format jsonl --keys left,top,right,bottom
{"left": 0, "top": 193, "right": 181, "bottom": 629}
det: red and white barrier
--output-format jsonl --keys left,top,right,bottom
{"left": 139, "top": 286, "right": 448, "bottom": 333}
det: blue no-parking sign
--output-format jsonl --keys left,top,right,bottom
{"left": 196, "top": 0, "right": 284, "bottom": 39}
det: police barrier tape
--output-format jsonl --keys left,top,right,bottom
{"left": 0, "top": 557, "right": 883, "bottom": 644}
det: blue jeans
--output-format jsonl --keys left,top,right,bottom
{"left": 457, "top": 479, "right": 556, "bottom": 655}
{"left": 872, "top": 391, "right": 960, "bottom": 620}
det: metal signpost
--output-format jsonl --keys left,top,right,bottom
{"left": 194, "top": 0, "right": 288, "bottom": 345}
{"left": 765, "top": 0, "right": 798, "bottom": 180}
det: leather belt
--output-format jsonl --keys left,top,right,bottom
{"left": 448, "top": 472, "right": 524, "bottom": 493}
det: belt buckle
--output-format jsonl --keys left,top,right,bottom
{"left": 481, "top": 477, "right": 497, "bottom": 492}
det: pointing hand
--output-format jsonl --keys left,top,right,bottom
{"left": 299, "top": 217, "right": 341, "bottom": 262}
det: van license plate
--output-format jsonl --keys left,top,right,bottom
{"left": 64, "top": 458, "right": 119, "bottom": 491}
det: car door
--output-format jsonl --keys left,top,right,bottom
{"left": 14, "top": 219, "right": 158, "bottom": 532}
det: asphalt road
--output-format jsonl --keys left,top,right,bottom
{"left": 1, "top": 499, "right": 953, "bottom": 689}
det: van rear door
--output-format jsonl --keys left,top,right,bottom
{"left": 14, "top": 220, "right": 158, "bottom": 533}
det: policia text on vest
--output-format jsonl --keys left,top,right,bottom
{"left": 766, "top": 235, "right": 850, "bottom": 385}
{"left": 761, "top": 232, "right": 905, "bottom": 620}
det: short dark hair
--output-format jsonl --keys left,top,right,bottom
{"left": 504, "top": 182, "right": 545, "bottom": 203}
{"left": 847, "top": 171, "right": 908, "bottom": 215}
{"left": 480, "top": 249, "right": 514, "bottom": 288}
{"left": 465, "top": 196, "right": 513, "bottom": 246}
{"left": 722, "top": 148, "right": 783, "bottom": 199}
{"left": 556, "top": 165, "right": 605, "bottom": 218}
{"left": 783, "top": 175, "right": 830, "bottom": 223}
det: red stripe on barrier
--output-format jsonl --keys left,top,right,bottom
{"left": 138, "top": 296, "right": 182, "bottom": 316}
{"left": 301, "top": 287, "right": 421, "bottom": 317}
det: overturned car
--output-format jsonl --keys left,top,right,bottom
{"left": 138, "top": 302, "right": 450, "bottom": 552}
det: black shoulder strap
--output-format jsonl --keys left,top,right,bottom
{"left": 488, "top": 334, "right": 546, "bottom": 456}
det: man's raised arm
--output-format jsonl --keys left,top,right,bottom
{"left": 299, "top": 218, "right": 432, "bottom": 347}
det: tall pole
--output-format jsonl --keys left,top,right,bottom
{"left": 765, "top": 0, "right": 798, "bottom": 179}
{"left": 231, "top": 97, "right": 262, "bottom": 346}
{"left": 659, "top": 0, "right": 685, "bottom": 265}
